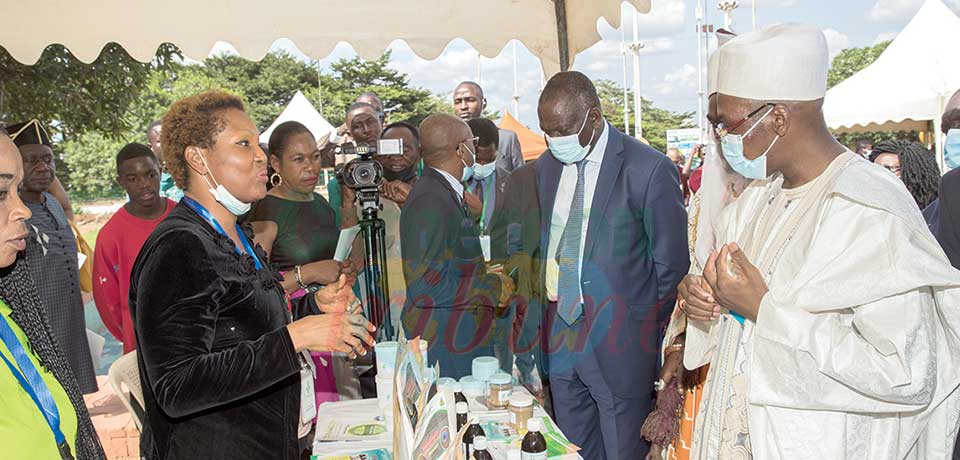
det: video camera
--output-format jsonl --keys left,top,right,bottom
{"left": 334, "top": 139, "right": 403, "bottom": 190}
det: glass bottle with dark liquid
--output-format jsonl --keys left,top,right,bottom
{"left": 472, "top": 436, "right": 493, "bottom": 460}
{"left": 463, "top": 418, "right": 486, "bottom": 459}
{"left": 521, "top": 418, "right": 547, "bottom": 460}
{"left": 456, "top": 402, "right": 469, "bottom": 432}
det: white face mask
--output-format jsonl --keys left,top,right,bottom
{"left": 545, "top": 111, "right": 598, "bottom": 164}
{"left": 472, "top": 161, "right": 496, "bottom": 180}
{"left": 197, "top": 151, "right": 251, "bottom": 215}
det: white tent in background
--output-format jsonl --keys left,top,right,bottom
{"left": 259, "top": 91, "right": 334, "bottom": 145}
{"left": 823, "top": 0, "right": 960, "bottom": 164}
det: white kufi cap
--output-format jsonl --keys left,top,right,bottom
{"left": 707, "top": 29, "right": 737, "bottom": 96}
{"left": 716, "top": 23, "right": 828, "bottom": 101}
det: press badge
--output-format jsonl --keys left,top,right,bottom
{"left": 299, "top": 351, "right": 317, "bottom": 424}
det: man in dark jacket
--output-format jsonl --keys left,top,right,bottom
{"left": 400, "top": 114, "right": 514, "bottom": 378}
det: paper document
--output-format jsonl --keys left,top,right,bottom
{"left": 334, "top": 225, "right": 361, "bottom": 262}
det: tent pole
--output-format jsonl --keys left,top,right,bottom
{"left": 620, "top": 16, "right": 631, "bottom": 135}
{"left": 316, "top": 61, "right": 324, "bottom": 117}
{"left": 512, "top": 41, "right": 520, "bottom": 119}
{"left": 554, "top": 0, "right": 570, "bottom": 72}
{"left": 631, "top": 8, "right": 644, "bottom": 139}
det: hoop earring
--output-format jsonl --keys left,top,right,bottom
{"left": 270, "top": 173, "right": 283, "bottom": 187}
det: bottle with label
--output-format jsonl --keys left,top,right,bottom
{"left": 456, "top": 402, "right": 469, "bottom": 432}
{"left": 521, "top": 418, "right": 548, "bottom": 460}
{"left": 472, "top": 436, "right": 493, "bottom": 460}
{"left": 463, "top": 418, "right": 486, "bottom": 459}
{"left": 453, "top": 382, "right": 468, "bottom": 406}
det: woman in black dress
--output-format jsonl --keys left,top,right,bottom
{"left": 129, "top": 92, "right": 375, "bottom": 460}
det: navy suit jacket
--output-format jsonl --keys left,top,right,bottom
{"left": 537, "top": 124, "right": 689, "bottom": 398}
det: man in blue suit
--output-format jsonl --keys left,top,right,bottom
{"left": 536, "top": 72, "right": 689, "bottom": 460}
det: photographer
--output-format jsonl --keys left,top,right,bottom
{"left": 327, "top": 102, "right": 383, "bottom": 228}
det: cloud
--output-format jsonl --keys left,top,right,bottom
{"left": 822, "top": 28, "right": 851, "bottom": 61}
{"left": 653, "top": 64, "right": 697, "bottom": 96}
{"left": 867, "top": 0, "right": 960, "bottom": 22}
{"left": 606, "top": 0, "right": 686, "bottom": 39}
{"left": 873, "top": 31, "right": 898, "bottom": 44}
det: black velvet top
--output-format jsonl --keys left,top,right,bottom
{"left": 129, "top": 201, "right": 320, "bottom": 460}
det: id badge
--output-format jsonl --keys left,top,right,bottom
{"left": 299, "top": 352, "right": 317, "bottom": 424}
{"left": 479, "top": 235, "right": 491, "bottom": 262}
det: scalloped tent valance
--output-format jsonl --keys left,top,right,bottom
{"left": 0, "top": 0, "right": 650, "bottom": 77}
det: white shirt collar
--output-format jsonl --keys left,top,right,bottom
{"left": 432, "top": 167, "right": 464, "bottom": 199}
{"left": 584, "top": 121, "right": 610, "bottom": 164}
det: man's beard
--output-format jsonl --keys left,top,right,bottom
{"left": 383, "top": 164, "right": 417, "bottom": 183}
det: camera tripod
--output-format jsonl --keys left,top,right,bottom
{"left": 355, "top": 187, "right": 395, "bottom": 342}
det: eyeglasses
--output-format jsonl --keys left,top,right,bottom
{"left": 460, "top": 136, "right": 480, "bottom": 151}
{"left": 882, "top": 164, "right": 902, "bottom": 174}
{"left": 713, "top": 103, "right": 775, "bottom": 138}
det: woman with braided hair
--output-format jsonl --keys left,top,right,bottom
{"left": 870, "top": 139, "right": 941, "bottom": 210}
{"left": 0, "top": 128, "right": 105, "bottom": 459}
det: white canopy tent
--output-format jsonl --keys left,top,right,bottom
{"left": 823, "top": 0, "right": 960, "bottom": 164}
{"left": 0, "top": 0, "right": 650, "bottom": 77}
{"left": 259, "top": 90, "right": 334, "bottom": 145}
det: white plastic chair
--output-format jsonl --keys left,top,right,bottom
{"left": 107, "top": 351, "right": 144, "bottom": 431}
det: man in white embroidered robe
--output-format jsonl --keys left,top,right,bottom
{"left": 678, "top": 23, "right": 960, "bottom": 460}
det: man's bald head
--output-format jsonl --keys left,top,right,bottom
{"left": 539, "top": 71, "right": 601, "bottom": 122}
{"left": 455, "top": 81, "right": 484, "bottom": 100}
{"left": 453, "top": 81, "right": 486, "bottom": 120}
{"left": 942, "top": 89, "right": 960, "bottom": 133}
{"left": 538, "top": 72, "right": 604, "bottom": 154}
{"left": 420, "top": 113, "right": 473, "bottom": 165}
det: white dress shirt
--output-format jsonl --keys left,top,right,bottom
{"left": 432, "top": 167, "right": 464, "bottom": 202}
{"left": 545, "top": 122, "right": 610, "bottom": 301}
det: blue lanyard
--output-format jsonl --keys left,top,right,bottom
{"left": 730, "top": 311, "right": 746, "bottom": 324}
{"left": 182, "top": 196, "right": 263, "bottom": 270}
{"left": 0, "top": 314, "right": 73, "bottom": 459}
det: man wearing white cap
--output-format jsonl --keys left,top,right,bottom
{"left": 678, "top": 23, "right": 960, "bottom": 459}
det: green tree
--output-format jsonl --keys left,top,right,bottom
{"left": 61, "top": 132, "right": 127, "bottom": 199}
{"left": 595, "top": 79, "right": 694, "bottom": 153}
{"left": 317, "top": 51, "right": 451, "bottom": 127}
{"left": 827, "top": 41, "right": 891, "bottom": 89}
{"left": 0, "top": 43, "right": 181, "bottom": 139}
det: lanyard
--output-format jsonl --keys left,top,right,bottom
{"left": 470, "top": 179, "right": 493, "bottom": 234}
{"left": 0, "top": 314, "right": 73, "bottom": 460}
{"left": 182, "top": 196, "right": 263, "bottom": 270}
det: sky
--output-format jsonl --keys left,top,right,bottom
{"left": 208, "top": 0, "right": 960, "bottom": 132}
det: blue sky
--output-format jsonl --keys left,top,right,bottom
{"left": 209, "top": 0, "right": 959, "bottom": 131}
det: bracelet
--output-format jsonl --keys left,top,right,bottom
{"left": 295, "top": 265, "right": 307, "bottom": 290}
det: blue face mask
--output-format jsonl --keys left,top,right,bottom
{"left": 458, "top": 141, "right": 475, "bottom": 183}
{"left": 945, "top": 129, "right": 960, "bottom": 170}
{"left": 719, "top": 106, "right": 779, "bottom": 180}
{"left": 473, "top": 161, "right": 496, "bottom": 180}
{"left": 546, "top": 112, "right": 598, "bottom": 164}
